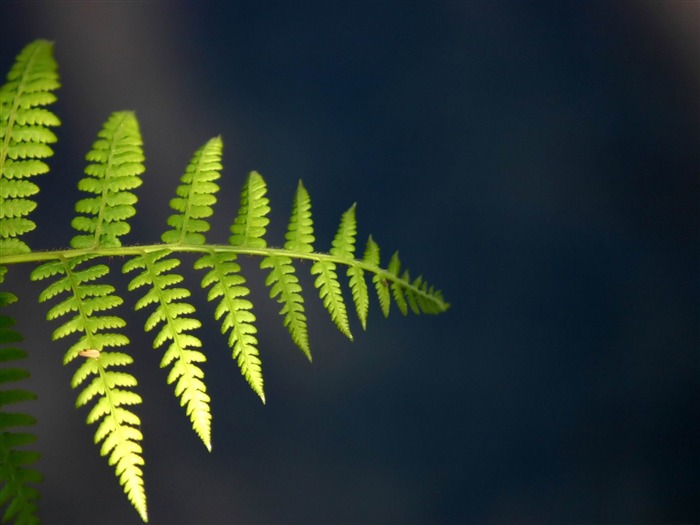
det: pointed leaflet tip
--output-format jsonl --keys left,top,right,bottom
{"left": 285, "top": 180, "right": 314, "bottom": 253}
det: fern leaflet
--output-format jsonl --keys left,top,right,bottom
{"left": 260, "top": 182, "right": 314, "bottom": 359}
{"left": 311, "top": 259, "right": 353, "bottom": 340}
{"left": 0, "top": 291, "right": 41, "bottom": 525}
{"left": 229, "top": 171, "right": 270, "bottom": 248}
{"left": 330, "top": 204, "right": 370, "bottom": 330}
{"left": 387, "top": 251, "right": 408, "bottom": 316}
{"left": 363, "top": 236, "right": 390, "bottom": 318}
{"left": 0, "top": 39, "right": 59, "bottom": 257}
{"left": 260, "top": 255, "right": 310, "bottom": 360}
{"left": 284, "top": 181, "right": 314, "bottom": 253}
{"left": 31, "top": 256, "right": 147, "bottom": 522}
{"left": 123, "top": 250, "right": 211, "bottom": 450}
{"left": 162, "top": 136, "right": 222, "bottom": 246}
{"left": 310, "top": 207, "right": 358, "bottom": 340}
{"left": 195, "top": 251, "right": 265, "bottom": 403}
{"left": 71, "top": 111, "right": 144, "bottom": 249}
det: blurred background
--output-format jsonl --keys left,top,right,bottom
{"left": 1, "top": 1, "right": 698, "bottom": 523}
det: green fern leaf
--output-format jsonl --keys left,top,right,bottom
{"left": 390, "top": 254, "right": 448, "bottom": 315}
{"left": 229, "top": 171, "right": 270, "bottom": 248}
{"left": 195, "top": 252, "right": 265, "bottom": 403}
{"left": 162, "top": 136, "right": 223, "bottom": 245}
{"left": 329, "top": 204, "right": 370, "bottom": 329}
{"left": 387, "top": 252, "right": 408, "bottom": 315}
{"left": 31, "top": 254, "right": 147, "bottom": 522}
{"left": 370, "top": 233, "right": 449, "bottom": 317}
{"left": 0, "top": 217, "right": 35, "bottom": 240}
{"left": 401, "top": 270, "right": 421, "bottom": 315}
{"left": 308, "top": 206, "right": 359, "bottom": 340}
{"left": 0, "top": 180, "right": 38, "bottom": 199}
{"left": 0, "top": 309, "right": 41, "bottom": 525}
{"left": 5, "top": 142, "right": 54, "bottom": 160}
{"left": 330, "top": 204, "right": 357, "bottom": 260}
{"left": 311, "top": 259, "right": 353, "bottom": 341}
{"left": 0, "top": 199, "right": 36, "bottom": 219}
{"left": 347, "top": 263, "right": 369, "bottom": 330}
{"left": 0, "top": 240, "right": 31, "bottom": 258}
{"left": 363, "top": 236, "right": 390, "bottom": 318}
{"left": 259, "top": 182, "right": 315, "bottom": 359}
{"left": 72, "top": 354, "right": 146, "bottom": 522}
{"left": 2, "top": 126, "right": 56, "bottom": 144}
{"left": 387, "top": 251, "right": 408, "bottom": 316}
{"left": 0, "top": 40, "right": 60, "bottom": 256}
{"left": 124, "top": 250, "right": 212, "bottom": 451}
{"left": 70, "top": 111, "right": 144, "bottom": 249}
{"left": 1, "top": 159, "right": 52, "bottom": 179}
{"left": 0, "top": 267, "right": 16, "bottom": 307}
{"left": 284, "top": 181, "right": 314, "bottom": 253}
{"left": 260, "top": 255, "right": 310, "bottom": 360}
{"left": 417, "top": 282, "right": 447, "bottom": 314}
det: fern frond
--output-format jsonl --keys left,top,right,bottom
{"left": 123, "top": 250, "right": 211, "bottom": 451}
{"left": 229, "top": 171, "right": 270, "bottom": 248}
{"left": 0, "top": 40, "right": 60, "bottom": 256}
{"left": 0, "top": 40, "right": 452, "bottom": 524}
{"left": 31, "top": 254, "right": 147, "bottom": 522}
{"left": 162, "top": 136, "right": 223, "bottom": 246}
{"left": 0, "top": 303, "right": 41, "bottom": 525}
{"left": 195, "top": 252, "right": 265, "bottom": 403}
{"left": 71, "top": 111, "right": 144, "bottom": 249}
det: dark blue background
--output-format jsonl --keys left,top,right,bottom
{"left": 1, "top": 1, "right": 698, "bottom": 523}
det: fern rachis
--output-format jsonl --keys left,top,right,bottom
{"left": 0, "top": 40, "right": 449, "bottom": 523}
